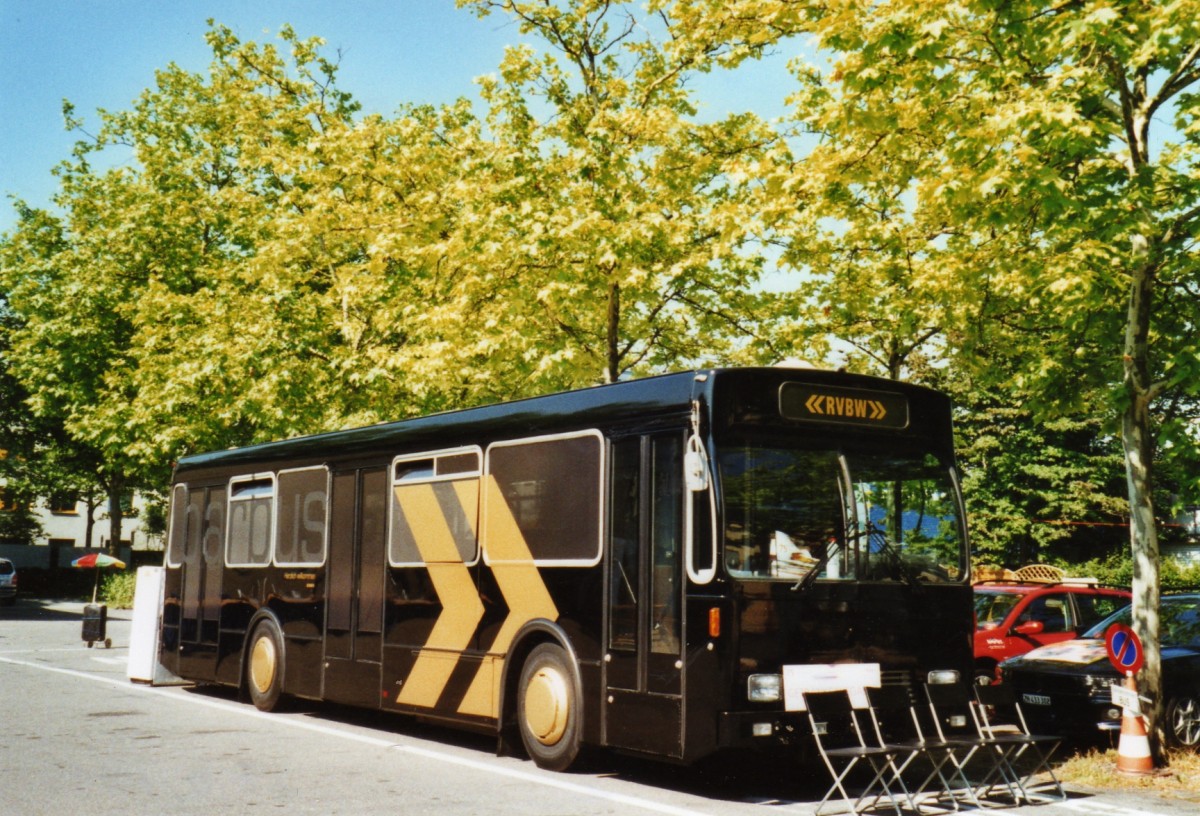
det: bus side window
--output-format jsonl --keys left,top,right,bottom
{"left": 185, "top": 490, "right": 205, "bottom": 564}
{"left": 388, "top": 450, "right": 480, "bottom": 566}
{"left": 650, "top": 435, "right": 681, "bottom": 654}
{"left": 610, "top": 438, "right": 640, "bottom": 651}
{"left": 486, "top": 432, "right": 603, "bottom": 564}
{"left": 276, "top": 467, "right": 328, "bottom": 566}
{"left": 227, "top": 476, "right": 275, "bottom": 567}
{"left": 202, "top": 489, "right": 225, "bottom": 562}
{"left": 167, "top": 484, "right": 189, "bottom": 567}
{"left": 688, "top": 488, "right": 715, "bottom": 583}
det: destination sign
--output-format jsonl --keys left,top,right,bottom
{"left": 779, "top": 383, "right": 910, "bottom": 429}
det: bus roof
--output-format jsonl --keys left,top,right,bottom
{"left": 172, "top": 367, "right": 950, "bottom": 482}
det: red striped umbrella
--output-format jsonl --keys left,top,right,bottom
{"left": 71, "top": 552, "right": 126, "bottom": 602}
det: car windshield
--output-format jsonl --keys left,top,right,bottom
{"left": 718, "top": 445, "right": 966, "bottom": 584}
{"left": 1082, "top": 595, "right": 1200, "bottom": 647}
{"left": 974, "top": 591, "right": 1022, "bottom": 629}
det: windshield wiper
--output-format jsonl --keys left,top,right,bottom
{"left": 863, "top": 523, "right": 922, "bottom": 590}
{"left": 787, "top": 521, "right": 878, "bottom": 592}
{"left": 789, "top": 523, "right": 924, "bottom": 592}
{"left": 790, "top": 541, "right": 839, "bottom": 593}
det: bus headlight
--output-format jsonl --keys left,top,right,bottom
{"left": 748, "top": 673, "right": 782, "bottom": 703}
{"left": 927, "top": 669, "right": 961, "bottom": 685}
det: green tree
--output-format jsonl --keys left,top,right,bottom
{"left": 3, "top": 23, "right": 444, "bottom": 486}
{"left": 104, "top": 23, "right": 371, "bottom": 455}
{"left": 2, "top": 24, "right": 357, "bottom": 539}
{"left": 458, "top": 0, "right": 782, "bottom": 387}
{"left": 666, "top": 0, "right": 1200, "bottom": 759}
{"left": 955, "top": 397, "right": 1130, "bottom": 567}
{"left": 0, "top": 304, "right": 44, "bottom": 543}
{"left": 0, "top": 204, "right": 130, "bottom": 551}
{"left": 6, "top": 10, "right": 783, "bottom": 492}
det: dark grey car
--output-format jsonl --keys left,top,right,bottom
{"left": 1000, "top": 593, "right": 1200, "bottom": 748}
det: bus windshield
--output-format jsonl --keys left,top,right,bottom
{"left": 719, "top": 445, "right": 965, "bottom": 584}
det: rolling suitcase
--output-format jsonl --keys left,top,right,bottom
{"left": 82, "top": 602, "right": 111, "bottom": 648}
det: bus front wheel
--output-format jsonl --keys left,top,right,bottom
{"left": 246, "top": 620, "right": 285, "bottom": 712}
{"left": 517, "top": 643, "right": 581, "bottom": 771}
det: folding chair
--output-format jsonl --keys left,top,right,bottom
{"left": 972, "top": 683, "right": 1066, "bottom": 802}
{"left": 924, "top": 682, "right": 1023, "bottom": 807}
{"left": 801, "top": 688, "right": 917, "bottom": 815}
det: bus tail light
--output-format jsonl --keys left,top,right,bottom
{"left": 708, "top": 607, "right": 721, "bottom": 638}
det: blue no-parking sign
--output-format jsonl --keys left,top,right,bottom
{"left": 1104, "top": 623, "right": 1144, "bottom": 676}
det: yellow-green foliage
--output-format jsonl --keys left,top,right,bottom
{"left": 101, "top": 571, "right": 137, "bottom": 609}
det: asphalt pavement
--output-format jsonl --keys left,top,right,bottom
{"left": 3, "top": 596, "right": 1198, "bottom": 816}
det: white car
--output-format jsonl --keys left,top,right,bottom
{"left": 0, "top": 558, "right": 17, "bottom": 605}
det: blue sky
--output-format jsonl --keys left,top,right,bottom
{"left": 0, "top": 1, "right": 796, "bottom": 237}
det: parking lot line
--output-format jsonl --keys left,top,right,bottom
{"left": 1053, "top": 797, "right": 1173, "bottom": 816}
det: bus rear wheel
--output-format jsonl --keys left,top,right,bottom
{"left": 517, "top": 643, "right": 581, "bottom": 771}
{"left": 246, "top": 620, "right": 285, "bottom": 712}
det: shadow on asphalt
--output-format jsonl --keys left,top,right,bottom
{"left": 181, "top": 682, "right": 827, "bottom": 804}
{"left": 179, "top": 683, "right": 1113, "bottom": 807}
{"left": 0, "top": 596, "right": 104, "bottom": 622}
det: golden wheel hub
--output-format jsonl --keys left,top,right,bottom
{"left": 250, "top": 634, "right": 277, "bottom": 694}
{"left": 524, "top": 666, "right": 569, "bottom": 746}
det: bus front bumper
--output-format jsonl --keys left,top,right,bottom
{"left": 718, "top": 710, "right": 810, "bottom": 749}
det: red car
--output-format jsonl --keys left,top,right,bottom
{"left": 973, "top": 578, "right": 1130, "bottom": 683}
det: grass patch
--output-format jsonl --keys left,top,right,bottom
{"left": 1055, "top": 747, "right": 1200, "bottom": 801}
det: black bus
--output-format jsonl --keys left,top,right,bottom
{"left": 159, "top": 367, "right": 972, "bottom": 770}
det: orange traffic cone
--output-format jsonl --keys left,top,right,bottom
{"left": 1116, "top": 675, "right": 1154, "bottom": 776}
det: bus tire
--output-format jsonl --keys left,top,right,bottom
{"left": 517, "top": 642, "right": 581, "bottom": 771}
{"left": 246, "top": 619, "right": 285, "bottom": 712}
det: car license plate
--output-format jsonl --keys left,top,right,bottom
{"left": 1022, "top": 693, "right": 1052, "bottom": 706}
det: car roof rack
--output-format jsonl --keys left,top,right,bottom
{"left": 1012, "top": 564, "right": 1064, "bottom": 583}
{"left": 972, "top": 563, "right": 1062, "bottom": 584}
{"left": 972, "top": 564, "right": 1126, "bottom": 590}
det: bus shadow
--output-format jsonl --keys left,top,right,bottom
{"left": 587, "top": 749, "right": 826, "bottom": 805}
{"left": 181, "top": 684, "right": 499, "bottom": 753}
{"left": 179, "top": 683, "right": 823, "bottom": 805}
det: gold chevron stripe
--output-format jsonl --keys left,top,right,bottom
{"left": 395, "top": 480, "right": 484, "bottom": 709}
{"left": 457, "top": 474, "right": 559, "bottom": 717}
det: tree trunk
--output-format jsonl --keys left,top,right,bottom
{"left": 1123, "top": 393, "right": 1163, "bottom": 758}
{"left": 106, "top": 474, "right": 125, "bottom": 556}
{"left": 605, "top": 281, "right": 620, "bottom": 384}
{"left": 1121, "top": 255, "right": 1163, "bottom": 762}
{"left": 84, "top": 496, "right": 98, "bottom": 549}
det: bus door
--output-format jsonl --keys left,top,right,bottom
{"left": 324, "top": 466, "right": 387, "bottom": 706}
{"left": 177, "top": 485, "right": 225, "bottom": 681}
{"left": 604, "top": 434, "right": 684, "bottom": 757}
